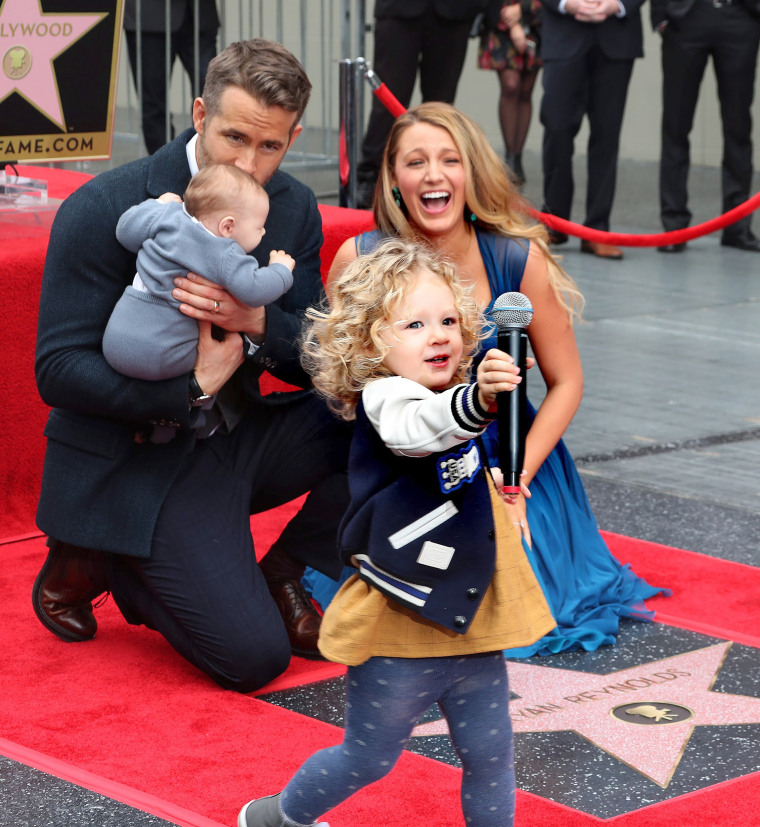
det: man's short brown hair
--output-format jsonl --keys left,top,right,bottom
{"left": 201, "top": 39, "right": 312, "bottom": 130}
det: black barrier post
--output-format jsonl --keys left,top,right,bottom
{"left": 338, "top": 59, "right": 360, "bottom": 208}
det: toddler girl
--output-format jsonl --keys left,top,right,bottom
{"left": 238, "top": 238, "right": 554, "bottom": 827}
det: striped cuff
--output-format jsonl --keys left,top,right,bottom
{"left": 452, "top": 383, "right": 496, "bottom": 433}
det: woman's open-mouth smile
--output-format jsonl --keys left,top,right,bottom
{"left": 420, "top": 191, "right": 451, "bottom": 213}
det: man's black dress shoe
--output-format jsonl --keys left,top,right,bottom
{"left": 32, "top": 539, "right": 108, "bottom": 642}
{"left": 657, "top": 243, "right": 686, "bottom": 253}
{"left": 267, "top": 577, "right": 323, "bottom": 659}
{"left": 721, "top": 229, "right": 760, "bottom": 252}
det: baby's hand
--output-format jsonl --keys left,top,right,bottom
{"left": 269, "top": 249, "right": 295, "bottom": 272}
{"left": 476, "top": 348, "right": 522, "bottom": 411}
{"left": 157, "top": 192, "right": 182, "bottom": 204}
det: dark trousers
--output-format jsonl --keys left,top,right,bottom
{"left": 540, "top": 46, "right": 634, "bottom": 231}
{"left": 659, "top": 3, "right": 760, "bottom": 233}
{"left": 357, "top": 14, "right": 473, "bottom": 184}
{"left": 125, "top": 14, "right": 217, "bottom": 154}
{"left": 107, "top": 393, "right": 351, "bottom": 693}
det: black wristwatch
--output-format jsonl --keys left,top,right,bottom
{"left": 189, "top": 373, "right": 214, "bottom": 407}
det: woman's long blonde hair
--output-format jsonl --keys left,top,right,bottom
{"left": 302, "top": 238, "right": 485, "bottom": 420}
{"left": 374, "top": 102, "right": 584, "bottom": 320}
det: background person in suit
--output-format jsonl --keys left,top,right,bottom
{"left": 355, "top": 0, "right": 488, "bottom": 209}
{"left": 123, "top": 0, "right": 220, "bottom": 154}
{"left": 651, "top": 0, "right": 760, "bottom": 253}
{"left": 539, "top": 0, "right": 645, "bottom": 259}
{"left": 32, "top": 40, "right": 351, "bottom": 694}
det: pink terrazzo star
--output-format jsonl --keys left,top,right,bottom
{"left": 412, "top": 642, "right": 760, "bottom": 787}
{"left": 0, "top": 0, "right": 105, "bottom": 129}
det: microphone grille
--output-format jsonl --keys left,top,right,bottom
{"left": 491, "top": 292, "right": 534, "bottom": 327}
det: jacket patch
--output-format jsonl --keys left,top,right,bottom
{"left": 438, "top": 442, "right": 481, "bottom": 493}
{"left": 416, "top": 540, "right": 455, "bottom": 571}
{"left": 388, "top": 501, "right": 459, "bottom": 549}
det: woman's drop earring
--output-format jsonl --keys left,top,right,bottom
{"left": 392, "top": 186, "right": 402, "bottom": 208}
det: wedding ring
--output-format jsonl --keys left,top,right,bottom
{"left": 213, "top": 300, "right": 220, "bottom": 313}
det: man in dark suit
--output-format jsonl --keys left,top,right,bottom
{"left": 355, "top": 0, "right": 488, "bottom": 208}
{"left": 123, "top": 0, "right": 219, "bottom": 154}
{"left": 651, "top": 0, "right": 760, "bottom": 253}
{"left": 539, "top": 0, "right": 645, "bottom": 259}
{"left": 32, "top": 40, "right": 351, "bottom": 693}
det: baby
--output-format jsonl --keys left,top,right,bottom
{"left": 103, "top": 163, "right": 294, "bottom": 381}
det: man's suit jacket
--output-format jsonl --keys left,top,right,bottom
{"left": 123, "top": 0, "right": 219, "bottom": 34}
{"left": 35, "top": 129, "right": 324, "bottom": 559}
{"left": 651, "top": 0, "right": 760, "bottom": 28}
{"left": 540, "top": 0, "right": 645, "bottom": 60}
{"left": 374, "top": 0, "right": 488, "bottom": 22}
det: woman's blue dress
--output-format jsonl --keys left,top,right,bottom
{"left": 303, "top": 229, "right": 669, "bottom": 657}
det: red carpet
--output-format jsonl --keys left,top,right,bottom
{"left": 2, "top": 524, "right": 759, "bottom": 826}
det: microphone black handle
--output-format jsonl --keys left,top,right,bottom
{"left": 496, "top": 327, "right": 528, "bottom": 493}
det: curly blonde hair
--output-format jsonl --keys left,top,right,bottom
{"left": 374, "top": 102, "right": 584, "bottom": 321}
{"left": 302, "top": 238, "right": 485, "bottom": 420}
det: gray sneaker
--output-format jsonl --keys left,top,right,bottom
{"left": 238, "top": 793, "right": 330, "bottom": 827}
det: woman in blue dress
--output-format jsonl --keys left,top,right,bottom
{"left": 305, "top": 101, "right": 668, "bottom": 657}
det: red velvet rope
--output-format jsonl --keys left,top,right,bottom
{"left": 533, "top": 194, "right": 760, "bottom": 247}
{"left": 368, "top": 83, "right": 760, "bottom": 247}
{"left": 372, "top": 82, "right": 408, "bottom": 119}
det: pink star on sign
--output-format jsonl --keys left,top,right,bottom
{"left": 412, "top": 642, "right": 760, "bottom": 787}
{"left": 0, "top": 0, "right": 105, "bottom": 129}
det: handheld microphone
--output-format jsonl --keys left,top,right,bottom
{"left": 491, "top": 292, "right": 533, "bottom": 495}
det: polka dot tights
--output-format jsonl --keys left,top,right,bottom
{"left": 280, "top": 651, "right": 515, "bottom": 826}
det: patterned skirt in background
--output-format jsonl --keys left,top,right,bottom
{"left": 478, "top": 0, "right": 542, "bottom": 73}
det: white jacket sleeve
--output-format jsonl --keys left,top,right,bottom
{"left": 362, "top": 376, "right": 495, "bottom": 457}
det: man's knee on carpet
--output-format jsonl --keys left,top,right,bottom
{"left": 198, "top": 625, "right": 292, "bottom": 693}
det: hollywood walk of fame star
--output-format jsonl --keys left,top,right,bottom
{"left": 411, "top": 642, "right": 760, "bottom": 787}
{"left": 0, "top": 0, "right": 106, "bottom": 129}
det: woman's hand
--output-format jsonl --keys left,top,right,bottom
{"left": 491, "top": 466, "right": 531, "bottom": 504}
{"left": 491, "top": 466, "right": 532, "bottom": 546}
{"left": 499, "top": 3, "right": 523, "bottom": 28}
{"left": 192, "top": 321, "right": 244, "bottom": 397}
{"left": 505, "top": 496, "right": 532, "bottom": 548}
{"left": 173, "top": 272, "right": 267, "bottom": 342}
{"left": 510, "top": 23, "right": 528, "bottom": 53}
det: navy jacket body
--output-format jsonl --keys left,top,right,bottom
{"left": 339, "top": 403, "right": 497, "bottom": 634}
